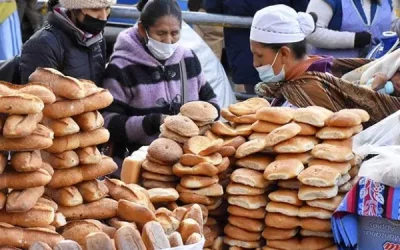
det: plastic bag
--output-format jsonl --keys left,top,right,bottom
{"left": 352, "top": 110, "right": 400, "bottom": 187}
{"left": 164, "top": 237, "right": 205, "bottom": 250}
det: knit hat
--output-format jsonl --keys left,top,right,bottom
{"left": 250, "top": 4, "right": 315, "bottom": 44}
{"left": 60, "top": 0, "right": 115, "bottom": 9}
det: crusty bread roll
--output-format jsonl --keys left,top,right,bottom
{"left": 298, "top": 206, "right": 333, "bottom": 220}
{"left": 297, "top": 122, "right": 318, "bottom": 136}
{"left": 248, "top": 132, "right": 269, "bottom": 141}
{"left": 173, "top": 162, "right": 218, "bottom": 177}
{"left": 11, "top": 150, "right": 42, "bottom": 172}
{"left": 142, "top": 179, "right": 177, "bottom": 189}
{"left": 184, "top": 136, "right": 224, "bottom": 157}
{"left": 227, "top": 195, "right": 267, "bottom": 210}
{"left": 148, "top": 188, "right": 179, "bottom": 203}
{"left": 143, "top": 160, "right": 174, "bottom": 176}
{"left": 180, "top": 101, "right": 218, "bottom": 122}
{"left": 262, "top": 227, "right": 299, "bottom": 240}
{"left": 224, "top": 224, "right": 261, "bottom": 242}
{"left": 183, "top": 204, "right": 203, "bottom": 229}
{"left": 267, "top": 238, "right": 301, "bottom": 250}
{"left": 186, "top": 233, "right": 202, "bottom": 245}
{"left": 178, "top": 218, "right": 201, "bottom": 243}
{"left": 78, "top": 128, "right": 110, "bottom": 148}
{"left": 251, "top": 120, "right": 281, "bottom": 133}
{"left": 3, "top": 113, "right": 42, "bottom": 138}
{"left": 107, "top": 218, "right": 137, "bottom": 230}
{"left": 300, "top": 229, "right": 333, "bottom": 238}
{"left": 54, "top": 240, "right": 83, "bottom": 250}
{"left": 142, "top": 171, "right": 178, "bottom": 182}
{"left": 234, "top": 114, "right": 257, "bottom": 124}
{"left": 268, "top": 189, "right": 302, "bottom": 207}
{"left": 293, "top": 107, "right": 332, "bottom": 127}
{"left": 308, "top": 159, "right": 351, "bottom": 175}
{"left": 227, "top": 205, "right": 266, "bottom": 219}
{"left": 275, "top": 152, "right": 312, "bottom": 165}
{"left": 0, "top": 223, "right": 63, "bottom": 249}
{"left": 73, "top": 111, "right": 104, "bottom": 132}
{"left": 42, "top": 151, "right": 79, "bottom": 170}
{"left": 325, "top": 110, "right": 362, "bottom": 127}
{"left": 221, "top": 108, "right": 237, "bottom": 122}
{"left": 179, "top": 193, "right": 218, "bottom": 205}
{"left": 311, "top": 142, "right": 354, "bottom": 162}
{"left": 164, "top": 115, "right": 199, "bottom": 137}
{"left": 235, "top": 139, "right": 266, "bottom": 159}
{"left": 36, "top": 197, "right": 58, "bottom": 211}
{"left": 81, "top": 89, "right": 113, "bottom": 113}
{"left": 298, "top": 165, "right": 341, "bottom": 187}
{"left": 0, "top": 124, "right": 53, "bottom": 151}
{"left": 76, "top": 146, "right": 102, "bottom": 165}
{"left": 160, "top": 124, "right": 190, "bottom": 144}
{"left": 76, "top": 180, "right": 108, "bottom": 202}
{"left": 210, "top": 121, "right": 237, "bottom": 137}
{"left": 219, "top": 145, "right": 236, "bottom": 157}
{"left": 264, "top": 123, "right": 302, "bottom": 147}
{"left": 226, "top": 183, "right": 266, "bottom": 196}
{"left": 235, "top": 154, "right": 274, "bottom": 171}
{"left": 85, "top": 232, "right": 113, "bottom": 250}
{"left": 316, "top": 126, "right": 354, "bottom": 140}
{"left": 168, "top": 232, "right": 184, "bottom": 247}
{"left": 148, "top": 138, "right": 183, "bottom": 165}
{"left": 228, "top": 215, "right": 264, "bottom": 232}
{"left": 142, "top": 221, "right": 171, "bottom": 250}
{"left": 156, "top": 212, "right": 180, "bottom": 235}
{"left": 299, "top": 237, "right": 335, "bottom": 250}
{"left": 277, "top": 179, "right": 302, "bottom": 190}
{"left": 0, "top": 168, "right": 52, "bottom": 190}
{"left": 47, "top": 156, "right": 117, "bottom": 188}
{"left": 180, "top": 152, "right": 222, "bottom": 166}
{"left": 61, "top": 220, "right": 102, "bottom": 247}
{"left": 300, "top": 218, "right": 331, "bottom": 232}
{"left": 229, "top": 97, "right": 270, "bottom": 116}
{"left": 117, "top": 200, "right": 156, "bottom": 228}
{"left": 0, "top": 203, "right": 55, "bottom": 227}
{"left": 6, "top": 186, "right": 45, "bottom": 213}
{"left": 51, "top": 212, "right": 67, "bottom": 229}
{"left": 0, "top": 191, "right": 6, "bottom": 210}
{"left": 264, "top": 159, "right": 304, "bottom": 181}
{"left": 339, "top": 108, "right": 369, "bottom": 123}
{"left": 177, "top": 183, "right": 223, "bottom": 197}
{"left": 0, "top": 153, "right": 6, "bottom": 175}
{"left": 84, "top": 219, "right": 116, "bottom": 239}
{"left": 264, "top": 213, "right": 300, "bottom": 229}
{"left": 231, "top": 168, "right": 268, "bottom": 188}
{"left": 273, "top": 136, "right": 318, "bottom": 153}
{"left": 223, "top": 237, "right": 261, "bottom": 249}
{"left": 45, "top": 134, "right": 80, "bottom": 154}
{"left": 59, "top": 198, "right": 117, "bottom": 220}
{"left": 0, "top": 93, "right": 44, "bottom": 115}
{"left": 298, "top": 185, "right": 338, "bottom": 201}
{"left": 306, "top": 196, "right": 343, "bottom": 212}
{"left": 266, "top": 201, "right": 299, "bottom": 217}
{"left": 45, "top": 186, "right": 84, "bottom": 207}
{"left": 0, "top": 81, "right": 56, "bottom": 104}
{"left": 42, "top": 117, "right": 80, "bottom": 137}
{"left": 256, "top": 107, "right": 293, "bottom": 124}
{"left": 180, "top": 175, "right": 219, "bottom": 189}
{"left": 43, "top": 98, "right": 85, "bottom": 119}
{"left": 29, "top": 242, "right": 52, "bottom": 250}
{"left": 114, "top": 225, "right": 146, "bottom": 250}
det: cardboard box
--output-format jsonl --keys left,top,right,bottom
{"left": 358, "top": 216, "right": 400, "bottom": 250}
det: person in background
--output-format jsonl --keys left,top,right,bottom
{"left": 307, "top": 0, "right": 396, "bottom": 58}
{"left": 188, "top": 0, "right": 224, "bottom": 61}
{"left": 0, "top": 0, "right": 22, "bottom": 60}
{"left": 204, "top": 0, "right": 309, "bottom": 94}
{"left": 16, "top": 0, "right": 41, "bottom": 32}
{"left": 19, "top": 0, "right": 114, "bottom": 85}
{"left": 102, "top": 0, "right": 219, "bottom": 170}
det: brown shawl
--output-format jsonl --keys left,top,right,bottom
{"left": 255, "top": 71, "right": 400, "bottom": 126}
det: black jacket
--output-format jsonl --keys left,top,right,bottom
{"left": 20, "top": 10, "right": 106, "bottom": 85}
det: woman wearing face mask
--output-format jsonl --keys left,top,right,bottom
{"left": 19, "top": 0, "right": 114, "bottom": 85}
{"left": 253, "top": 5, "right": 400, "bottom": 126}
{"left": 102, "top": 0, "right": 219, "bottom": 170}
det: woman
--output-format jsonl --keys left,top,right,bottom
{"left": 307, "top": 0, "right": 395, "bottom": 58}
{"left": 0, "top": 0, "right": 22, "bottom": 60}
{"left": 19, "top": 0, "right": 113, "bottom": 85}
{"left": 102, "top": 0, "right": 219, "bottom": 168}
{"left": 252, "top": 5, "right": 400, "bottom": 125}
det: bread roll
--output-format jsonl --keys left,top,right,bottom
{"left": 11, "top": 150, "right": 42, "bottom": 172}
{"left": 266, "top": 201, "right": 300, "bottom": 217}
{"left": 142, "top": 221, "right": 170, "bottom": 250}
{"left": 0, "top": 125, "right": 53, "bottom": 151}
{"left": 29, "top": 242, "right": 52, "bottom": 250}
{"left": 117, "top": 200, "right": 156, "bottom": 228}
{"left": 235, "top": 139, "right": 266, "bottom": 159}
{"left": 231, "top": 168, "right": 268, "bottom": 188}
{"left": 51, "top": 212, "right": 67, "bottom": 229}
{"left": 160, "top": 124, "right": 191, "bottom": 144}
{"left": 48, "top": 156, "right": 117, "bottom": 188}
{"left": 177, "top": 183, "right": 223, "bottom": 197}
{"left": 264, "top": 123, "right": 302, "bottom": 147}
{"left": 179, "top": 193, "right": 218, "bottom": 205}
{"left": 224, "top": 224, "right": 261, "bottom": 242}
{"left": 148, "top": 138, "right": 183, "bottom": 164}
{"left": 45, "top": 134, "right": 80, "bottom": 154}
{"left": 275, "top": 152, "right": 312, "bottom": 165}
{"left": 296, "top": 122, "right": 318, "bottom": 136}
{"left": 248, "top": 132, "right": 269, "bottom": 141}
{"left": 42, "top": 151, "right": 79, "bottom": 169}
{"left": 226, "top": 183, "right": 266, "bottom": 196}
{"left": 0, "top": 191, "right": 6, "bottom": 210}
{"left": 267, "top": 238, "right": 301, "bottom": 250}
{"left": 311, "top": 140, "right": 354, "bottom": 162}
{"left": 107, "top": 218, "right": 137, "bottom": 230}
{"left": 229, "top": 97, "right": 270, "bottom": 116}
{"left": 0, "top": 224, "right": 63, "bottom": 249}
{"left": 42, "top": 117, "right": 80, "bottom": 137}
{"left": 186, "top": 233, "right": 202, "bottom": 245}
{"left": 76, "top": 180, "right": 108, "bottom": 202}
{"left": 235, "top": 154, "right": 274, "bottom": 171}
{"left": 293, "top": 107, "right": 332, "bottom": 127}
{"left": 180, "top": 101, "right": 218, "bottom": 122}
{"left": 300, "top": 229, "right": 333, "bottom": 238}
{"left": 273, "top": 136, "right": 318, "bottom": 153}
{"left": 3, "top": 113, "right": 42, "bottom": 138}
{"left": 148, "top": 188, "right": 179, "bottom": 203}
{"left": 0, "top": 203, "right": 55, "bottom": 227}
{"left": 0, "top": 93, "right": 44, "bottom": 114}
{"left": 142, "top": 171, "right": 178, "bottom": 182}
{"left": 223, "top": 237, "right": 261, "bottom": 249}
{"left": 54, "top": 240, "right": 83, "bottom": 250}
{"left": 45, "top": 186, "right": 83, "bottom": 208}
{"left": 251, "top": 120, "right": 280, "bottom": 133}
{"left": 84, "top": 219, "right": 116, "bottom": 238}
{"left": 144, "top": 160, "right": 174, "bottom": 176}
{"left": 308, "top": 159, "right": 351, "bottom": 175}
{"left": 168, "top": 232, "right": 184, "bottom": 247}
{"left": 262, "top": 227, "right": 299, "bottom": 240}
{"left": 180, "top": 153, "right": 222, "bottom": 166}
{"left": 62, "top": 221, "right": 102, "bottom": 247}
{"left": 184, "top": 136, "right": 223, "bottom": 157}
{"left": 221, "top": 108, "right": 238, "bottom": 122}
{"left": 210, "top": 121, "right": 237, "bottom": 136}
{"left": 264, "top": 213, "right": 300, "bottom": 229}
{"left": 298, "top": 185, "right": 338, "bottom": 201}
{"left": 316, "top": 126, "right": 354, "bottom": 140}
{"left": 298, "top": 165, "right": 341, "bottom": 187}
{"left": 219, "top": 146, "right": 236, "bottom": 157}
{"left": 178, "top": 219, "right": 201, "bottom": 243}
{"left": 114, "top": 225, "right": 146, "bottom": 250}
{"left": 36, "top": 197, "right": 58, "bottom": 211}
{"left": 277, "top": 179, "right": 302, "bottom": 190}
{"left": 227, "top": 195, "right": 267, "bottom": 210}
{"left": 81, "top": 89, "right": 113, "bottom": 113}
{"left": 164, "top": 115, "right": 199, "bottom": 137}
{"left": 298, "top": 206, "right": 333, "bottom": 220}
{"left": 268, "top": 189, "right": 302, "bottom": 207}
{"left": 256, "top": 107, "right": 293, "bottom": 124}
{"left": 235, "top": 124, "right": 253, "bottom": 137}
{"left": 228, "top": 215, "right": 264, "bottom": 232}
{"left": 78, "top": 128, "right": 110, "bottom": 148}
{"left": 59, "top": 198, "right": 117, "bottom": 220}
{"left": 325, "top": 111, "right": 362, "bottom": 127}
{"left": 306, "top": 196, "right": 343, "bottom": 212}
{"left": 0, "top": 168, "right": 52, "bottom": 190}
{"left": 173, "top": 162, "right": 218, "bottom": 177}
{"left": 141, "top": 179, "right": 177, "bottom": 189}
{"left": 0, "top": 153, "right": 6, "bottom": 175}
{"left": 76, "top": 146, "right": 102, "bottom": 165}
{"left": 85, "top": 232, "right": 113, "bottom": 250}
{"left": 180, "top": 175, "right": 219, "bottom": 189}
{"left": 73, "top": 111, "right": 104, "bottom": 132}
{"left": 300, "top": 218, "right": 331, "bottom": 232}
{"left": 300, "top": 237, "right": 335, "bottom": 250}
{"left": 234, "top": 114, "right": 258, "bottom": 124}
{"left": 6, "top": 186, "right": 45, "bottom": 213}
{"left": 227, "top": 205, "right": 266, "bottom": 219}
{"left": 43, "top": 98, "right": 85, "bottom": 119}
{"left": 264, "top": 159, "right": 304, "bottom": 181}
{"left": 0, "top": 81, "right": 56, "bottom": 104}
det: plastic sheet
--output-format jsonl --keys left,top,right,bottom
{"left": 164, "top": 237, "right": 205, "bottom": 250}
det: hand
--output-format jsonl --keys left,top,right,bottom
{"left": 371, "top": 73, "right": 389, "bottom": 90}
{"left": 354, "top": 31, "right": 372, "bottom": 48}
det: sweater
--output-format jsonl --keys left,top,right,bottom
{"left": 102, "top": 27, "right": 219, "bottom": 157}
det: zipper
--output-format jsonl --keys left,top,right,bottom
{"left": 88, "top": 48, "right": 94, "bottom": 82}
{"left": 160, "top": 65, "right": 171, "bottom": 106}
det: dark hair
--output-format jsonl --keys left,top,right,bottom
{"left": 260, "top": 12, "right": 318, "bottom": 60}
{"left": 137, "top": 0, "right": 182, "bottom": 30}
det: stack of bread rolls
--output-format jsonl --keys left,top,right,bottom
{"left": 259, "top": 106, "right": 368, "bottom": 250}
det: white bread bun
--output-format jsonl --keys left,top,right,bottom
{"left": 277, "top": 179, "right": 302, "bottom": 190}
{"left": 176, "top": 183, "right": 223, "bottom": 197}
{"left": 235, "top": 139, "right": 267, "bottom": 159}
{"left": 297, "top": 122, "right": 318, "bottom": 135}
{"left": 180, "top": 175, "right": 219, "bottom": 189}
{"left": 231, "top": 168, "right": 269, "bottom": 188}
{"left": 264, "top": 213, "right": 300, "bottom": 229}
{"left": 180, "top": 101, "right": 218, "bottom": 122}
{"left": 234, "top": 114, "right": 258, "bottom": 124}
{"left": 298, "top": 165, "right": 341, "bottom": 187}
{"left": 298, "top": 185, "right": 338, "bottom": 201}
{"left": 143, "top": 160, "right": 174, "bottom": 176}
{"left": 275, "top": 152, "right": 312, "bottom": 165}
{"left": 293, "top": 107, "right": 332, "bottom": 127}
{"left": 148, "top": 188, "right": 179, "bottom": 203}
{"left": 266, "top": 202, "right": 299, "bottom": 217}
{"left": 308, "top": 159, "right": 351, "bottom": 175}
{"left": 268, "top": 189, "right": 303, "bottom": 206}
{"left": 173, "top": 162, "right": 218, "bottom": 177}
{"left": 228, "top": 215, "right": 264, "bottom": 232}
{"left": 251, "top": 120, "right": 281, "bottom": 134}
{"left": 229, "top": 97, "right": 270, "bottom": 116}
{"left": 300, "top": 218, "right": 332, "bottom": 232}
{"left": 262, "top": 227, "right": 299, "bottom": 240}
{"left": 211, "top": 121, "right": 237, "bottom": 137}
{"left": 340, "top": 108, "right": 370, "bottom": 122}
{"left": 311, "top": 139, "right": 354, "bottom": 162}
{"left": 221, "top": 108, "right": 238, "bottom": 123}
{"left": 184, "top": 136, "right": 224, "bottom": 157}
{"left": 316, "top": 126, "right": 354, "bottom": 140}
{"left": 255, "top": 107, "right": 294, "bottom": 124}
{"left": 298, "top": 206, "right": 333, "bottom": 219}
{"left": 164, "top": 115, "right": 199, "bottom": 137}
{"left": 227, "top": 195, "right": 268, "bottom": 210}
{"left": 264, "top": 159, "right": 304, "bottom": 181}
{"left": 306, "top": 196, "right": 343, "bottom": 211}
{"left": 223, "top": 236, "right": 261, "bottom": 249}
{"left": 325, "top": 110, "right": 362, "bottom": 127}
{"left": 264, "top": 123, "right": 302, "bottom": 147}
{"left": 226, "top": 183, "right": 266, "bottom": 196}
{"left": 227, "top": 205, "right": 266, "bottom": 220}
{"left": 273, "top": 136, "right": 319, "bottom": 153}
{"left": 180, "top": 153, "right": 222, "bottom": 166}
{"left": 235, "top": 154, "right": 274, "bottom": 171}
{"left": 224, "top": 224, "right": 261, "bottom": 241}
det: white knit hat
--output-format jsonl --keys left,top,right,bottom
{"left": 250, "top": 4, "right": 315, "bottom": 44}
{"left": 60, "top": 0, "right": 116, "bottom": 9}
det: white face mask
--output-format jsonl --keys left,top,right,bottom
{"left": 256, "top": 50, "right": 285, "bottom": 83}
{"left": 146, "top": 30, "right": 179, "bottom": 60}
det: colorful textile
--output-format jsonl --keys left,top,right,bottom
{"left": 0, "top": 9, "right": 21, "bottom": 60}
{"left": 332, "top": 177, "right": 400, "bottom": 249}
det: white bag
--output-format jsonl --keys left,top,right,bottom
{"left": 164, "top": 237, "right": 205, "bottom": 250}
{"left": 353, "top": 110, "right": 400, "bottom": 187}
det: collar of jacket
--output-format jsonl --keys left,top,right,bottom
{"left": 48, "top": 8, "right": 103, "bottom": 48}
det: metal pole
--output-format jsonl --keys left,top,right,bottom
{"left": 110, "top": 5, "right": 253, "bottom": 28}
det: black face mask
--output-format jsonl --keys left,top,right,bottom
{"left": 76, "top": 13, "right": 107, "bottom": 35}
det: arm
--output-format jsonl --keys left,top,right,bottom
{"left": 102, "top": 64, "right": 161, "bottom": 146}
{"left": 19, "top": 32, "right": 61, "bottom": 84}
{"left": 306, "top": 0, "right": 356, "bottom": 49}
{"left": 204, "top": 0, "right": 223, "bottom": 14}
{"left": 291, "top": 0, "right": 310, "bottom": 12}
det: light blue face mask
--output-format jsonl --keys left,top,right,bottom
{"left": 256, "top": 51, "right": 285, "bottom": 83}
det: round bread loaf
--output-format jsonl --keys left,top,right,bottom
{"left": 316, "top": 126, "right": 354, "bottom": 139}
{"left": 262, "top": 227, "right": 299, "bottom": 240}
{"left": 224, "top": 224, "right": 261, "bottom": 241}
{"left": 298, "top": 206, "right": 333, "bottom": 220}
{"left": 228, "top": 215, "right": 264, "bottom": 232}
{"left": 273, "top": 136, "right": 319, "bottom": 153}
{"left": 308, "top": 159, "right": 351, "bottom": 175}
{"left": 264, "top": 213, "right": 300, "bottom": 229}
{"left": 231, "top": 168, "right": 269, "bottom": 188}
{"left": 148, "top": 138, "right": 183, "bottom": 164}
{"left": 235, "top": 139, "right": 266, "bottom": 159}
{"left": 228, "top": 97, "right": 270, "bottom": 116}
{"left": 255, "top": 107, "right": 294, "bottom": 124}
{"left": 264, "top": 159, "right": 304, "bottom": 181}
{"left": 268, "top": 189, "right": 303, "bottom": 207}
{"left": 293, "top": 107, "right": 331, "bottom": 127}
{"left": 227, "top": 195, "right": 267, "bottom": 210}
{"left": 164, "top": 115, "right": 199, "bottom": 137}
{"left": 142, "top": 160, "right": 174, "bottom": 176}
{"left": 180, "top": 101, "right": 218, "bottom": 122}
{"left": 211, "top": 121, "right": 237, "bottom": 137}
{"left": 227, "top": 205, "right": 266, "bottom": 219}
{"left": 297, "top": 165, "right": 341, "bottom": 187}
{"left": 264, "top": 123, "right": 302, "bottom": 147}
{"left": 341, "top": 108, "right": 369, "bottom": 122}
{"left": 325, "top": 111, "right": 362, "bottom": 127}
{"left": 311, "top": 142, "right": 354, "bottom": 162}
{"left": 223, "top": 236, "right": 261, "bottom": 249}
{"left": 306, "top": 196, "right": 343, "bottom": 211}
{"left": 251, "top": 120, "right": 281, "bottom": 133}
{"left": 160, "top": 124, "right": 190, "bottom": 144}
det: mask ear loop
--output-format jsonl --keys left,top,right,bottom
{"left": 271, "top": 50, "right": 280, "bottom": 67}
